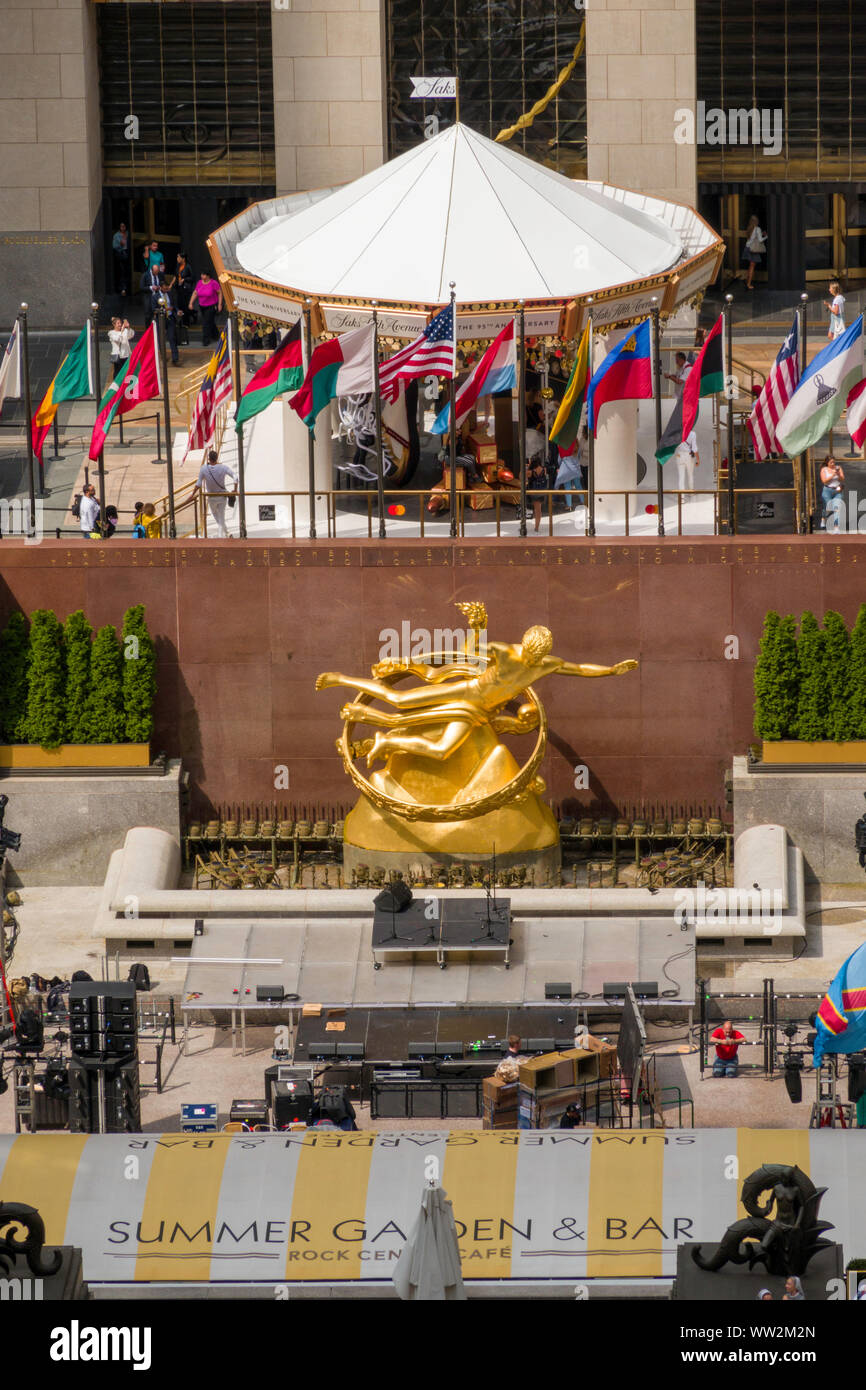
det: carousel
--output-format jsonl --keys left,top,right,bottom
{"left": 208, "top": 123, "right": 724, "bottom": 529}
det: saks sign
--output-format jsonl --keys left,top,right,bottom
{"left": 320, "top": 304, "right": 428, "bottom": 337}
{"left": 410, "top": 76, "right": 457, "bottom": 100}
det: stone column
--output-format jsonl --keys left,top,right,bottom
{"left": 586, "top": 0, "right": 696, "bottom": 207}
{"left": 271, "top": 0, "right": 386, "bottom": 195}
{"left": 592, "top": 330, "right": 638, "bottom": 527}
{"left": 0, "top": 0, "right": 102, "bottom": 327}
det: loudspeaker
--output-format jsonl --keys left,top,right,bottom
{"left": 373, "top": 880, "right": 414, "bottom": 914}
{"left": 68, "top": 1059, "right": 94, "bottom": 1133}
{"left": 527, "top": 1038, "right": 555, "bottom": 1053}
{"left": 848, "top": 1053, "right": 866, "bottom": 1103}
{"left": 603, "top": 981, "right": 628, "bottom": 999}
{"left": 106, "top": 1058, "right": 141, "bottom": 1133}
{"left": 256, "top": 985, "right": 285, "bottom": 1002}
{"left": 306, "top": 1040, "right": 337, "bottom": 1059}
{"left": 633, "top": 981, "right": 659, "bottom": 999}
{"left": 336, "top": 1042, "right": 364, "bottom": 1059}
{"left": 783, "top": 1055, "right": 803, "bottom": 1104}
{"left": 545, "top": 982, "right": 572, "bottom": 1000}
{"left": 273, "top": 1079, "right": 313, "bottom": 1126}
{"left": 435, "top": 1041, "right": 462, "bottom": 1058}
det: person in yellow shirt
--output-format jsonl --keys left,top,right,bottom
{"left": 140, "top": 502, "right": 162, "bottom": 539}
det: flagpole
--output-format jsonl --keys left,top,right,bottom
{"left": 725, "top": 293, "right": 735, "bottom": 536}
{"left": 651, "top": 298, "right": 664, "bottom": 537}
{"left": 230, "top": 312, "right": 247, "bottom": 540}
{"left": 371, "top": 302, "right": 386, "bottom": 540}
{"left": 303, "top": 300, "right": 317, "bottom": 540}
{"left": 157, "top": 304, "right": 177, "bottom": 539}
{"left": 586, "top": 300, "right": 596, "bottom": 538}
{"left": 798, "top": 291, "right": 809, "bottom": 534}
{"left": 518, "top": 299, "right": 527, "bottom": 538}
{"left": 89, "top": 302, "right": 108, "bottom": 534}
{"left": 19, "top": 303, "right": 37, "bottom": 534}
{"left": 448, "top": 282, "right": 458, "bottom": 539}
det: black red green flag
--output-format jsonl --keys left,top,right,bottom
{"left": 235, "top": 321, "right": 304, "bottom": 430}
{"left": 655, "top": 312, "right": 725, "bottom": 465}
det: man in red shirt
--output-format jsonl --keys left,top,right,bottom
{"left": 711, "top": 1019, "right": 745, "bottom": 1077}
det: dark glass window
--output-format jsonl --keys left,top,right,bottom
{"left": 98, "top": 1, "right": 275, "bottom": 187}
{"left": 385, "top": 0, "right": 587, "bottom": 178}
{"left": 696, "top": 0, "right": 866, "bottom": 181}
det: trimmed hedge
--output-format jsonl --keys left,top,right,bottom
{"left": 755, "top": 607, "right": 866, "bottom": 742}
{"left": 23, "top": 610, "right": 66, "bottom": 750}
{"left": 121, "top": 604, "right": 157, "bottom": 743}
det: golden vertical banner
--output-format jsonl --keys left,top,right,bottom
{"left": 287, "top": 1138, "right": 375, "bottom": 1279}
{"left": 586, "top": 1135, "right": 667, "bottom": 1276}
{"left": 736, "top": 1128, "right": 812, "bottom": 1220}
{"left": 442, "top": 1133, "right": 521, "bottom": 1279}
{"left": 0, "top": 1134, "right": 88, "bottom": 1247}
{"left": 134, "top": 1138, "right": 231, "bottom": 1281}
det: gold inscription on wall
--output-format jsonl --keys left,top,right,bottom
{"left": 1, "top": 235, "right": 87, "bottom": 247}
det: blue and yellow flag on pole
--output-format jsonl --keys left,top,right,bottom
{"left": 550, "top": 323, "right": 590, "bottom": 453}
{"left": 814, "top": 941, "right": 866, "bottom": 1066}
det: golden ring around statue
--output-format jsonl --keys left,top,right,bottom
{"left": 337, "top": 663, "right": 548, "bottom": 824}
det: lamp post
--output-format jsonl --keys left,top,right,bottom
{"left": 518, "top": 299, "right": 527, "bottom": 537}
{"left": 586, "top": 299, "right": 595, "bottom": 537}
{"left": 19, "top": 303, "right": 37, "bottom": 533}
{"left": 651, "top": 296, "right": 664, "bottom": 536}
{"left": 156, "top": 301, "right": 177, "bottom": 538}
{"left": 725, "top": 293, "right": 735, "bottom": 535}
{"left": 798, "top": 291, "right": 809, "bottom": 533}
{"left": 371, "top": 301, "right": 386, "bottom": 539}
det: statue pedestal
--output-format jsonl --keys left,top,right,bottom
{"left": 673, "top": 1242, "right": 843, "bottom": 1301}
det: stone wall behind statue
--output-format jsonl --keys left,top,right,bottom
{"left": 0, "top": 537, "right": 862, "bottom": 820}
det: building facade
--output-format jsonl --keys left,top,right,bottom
{"left": 0, "top": 0, "right": 863, "bottom": 326}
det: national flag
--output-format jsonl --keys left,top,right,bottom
{"left": 748, "top": 314, "right": 800, "bottom": 460}
{"left": 431, "top": 318, "right": 515, "bottom": 434}
{"left": 587, "top": 319, "right": 652, "bottom": 437}
{"left": 289, "top": 324, "right": 375, "bottom": 431}
{"left": 813, "top": 941, "right": 866, "bottom": 1067}
{"left": 656, "top": 312, "right": 725, "bottom": 465}
{"left": 234, "top": 320, "right": 304, "bottom": 431}
{"left": 183, "top": 332, "right": 233, "bottom": 459}
{"left": 32, "top": 322, "right": 94, "bottom": 463}
{"left": 550, "top": 324, "right": 590, "bottom": 454}
{"left": 0, "top": 322, "right": 22, "bottom": 417}
{"left": 776, "top": 315, "right": 865, "bottom": 458}
{"left": 379, "top": 304, "right": 455, "bottom": 404}
{"left": 846, "top": 377, "right": 866, "bottom": 450}
{"left": 88, "top": 321, "right": 161, "bottom": 461}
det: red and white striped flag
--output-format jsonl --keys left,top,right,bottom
{"left": 378, "top": 303, "right": 455, "bottom": 403}
{"left": 747, "top": 314, "right": 800, "bottom": 460}
{"left": 846, "top": 377, "right": 866, "bottom": 450}
{"left": 183, "top": 332, "right": 232, "bottom": 460}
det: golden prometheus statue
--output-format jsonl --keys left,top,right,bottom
{"left": 316, "top": 601, "right": 637, "bottom": 864}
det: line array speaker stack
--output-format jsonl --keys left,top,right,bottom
{"left": 68, "top": 982, "right": 141, "bottom": 1133}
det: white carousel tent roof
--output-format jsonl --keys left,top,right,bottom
{"left": 235, "top": 123, "right": 685, "bottom": 305}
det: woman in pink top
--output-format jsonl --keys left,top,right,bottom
{"left": 189, "top": 271, "right": 223, "bottom": 347}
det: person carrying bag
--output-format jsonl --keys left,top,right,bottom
{"left": 196, "top": 448, "right": 238, "bottom": 538}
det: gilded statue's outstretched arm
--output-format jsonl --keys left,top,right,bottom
{"left": 554, "top": 658, "right": 638, "bottom": 678}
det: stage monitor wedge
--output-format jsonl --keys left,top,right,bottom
{"left": 435, "top": 1042, "right": 462, "bottom": 1058}
{"left": 633, "top": 981, "right": 659, "bottom": 999}
{"left": 544, "top": 982, "right": 572, "bottom": 1000}
{"left": 256, "top": 984, "right": 285, "bottom": 1002}
{"left": 408, "top": 1043, "right": 431, "bottom": 1060}
{"left": 527, "top": 1038, "right": 555, "bottom": 1053}
{"left": 336, "top": 1042, "right": 365, "bottom": 1060}
{"left": 373, "top": 880, "right": 414, "bottom": 914}
{"left": 603, "top": 982, "right": 628, "bottom": 999}
{"left": 305, "top": 1040, "right": 337, "bottom": 1059}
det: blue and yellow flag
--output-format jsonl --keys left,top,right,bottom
{"left": 814, "top": 941, "right": 866, "bottom": 1066}
{"left": 550, "top": 323, "right": 590, "bottom": 453}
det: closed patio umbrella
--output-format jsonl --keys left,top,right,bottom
{"left": 392, "top": 1183, "right": 466, "bottom": 1301}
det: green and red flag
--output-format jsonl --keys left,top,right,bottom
{"left": 32, "top": 322, "right": 93, "bottom": 462}
{"left": 289, "top": 324, "right": 375, "bottom": 431}
{"left": 88, "top": 322, "right": 161, "bottom": 460}
{"left": 655, "top": 312, "right": 725, "bottom": 465}
{"left": 235, "top": 320, "right": 304, "bottom": 430}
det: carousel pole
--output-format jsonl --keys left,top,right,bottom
{"left": 304, "top": 299, "right": 317, "bottom": 540}
{"left": 586, "top": 299, "right": 596, "bottom": 537}
{"left": 229, "top": 313, "right": 248, "bottom": 540}
{"left": 371, "top": 301, "right": 387, "bottom": 540}
{"left": 19, "top": 303, "right": 37, "bottom": 532}
{"left": 448, "top": 282, "right": 458, "bottom": 538}
{"left": 518, "top": 299, "right": 527, "bottom": 538}
{"left": 651, "top": 297, "right": 664, "bottom": 537}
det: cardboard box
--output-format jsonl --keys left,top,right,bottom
{"left": 483, "top": 1076, "right": 518, "bottom": 1106}
{"left": 518, "top": 1049, "right": 599, "bottom": 1092}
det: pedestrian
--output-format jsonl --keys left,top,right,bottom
{"left": 78, "top": 483, "right": 100, "bottom": 538}
{"left": 673, "top": 429, "right": 700, "bottom": 499}
{"left": 197, "top": 447, "right": 237, "bottom": 538}
{"left": 101, "top": 504, "right": 118, "bottom": 539}
{"left": 819, "top": 455, "right": 845, "bottom": 531}
{"left": 143, "top": 263, "right": 164, "bottom": 328}
{"left": 524, "top": 393, "right": 547, "bottom": 534}
{"left": 554, "top": 427, "right": 586, "bottom": 511}
{"left": 174, "top": 251, "right": 194, "bottom": 328}
{"left": 132, "top": 502, "right": 147, "bottom": 538}
{"left": 108, "top": 316, "right": 134, "bottom": 378}
{"left": 742, "top": 215, "right": 766, "bottom": 290}
{"left": 140, "top": 502, "right": 162, "bottom": 539}
{"left": 160, "top": 277, "right": 183, "bottom": 366}
{"left": 711, "top": 1019, "right": 745, "bottom": 1077}
{"left": 558, "top": 1102, "right": 583, "bottom": 1129}
{"left": 112, "top": 222, "right": 129, "bottom": 296}
{"left": 189, "top": 270, "right": 222, "bottom": 347}
{"left": 142, "top": 241, "right": 164, "bottom": 276}
{"left": 665, "top": 351, "right": 691, "bottom": 395}
{"left": 825, "top": 280, "right": 846, "bottom": 339}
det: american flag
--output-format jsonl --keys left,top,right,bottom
{"left": 378, "top": 303, "right": 455, "bottom": 403}
{"left": 748, "top": 314, "right": 800, "bottom": 460}
{"left": 184, "top": 332, "right": 232, "bottom": 459}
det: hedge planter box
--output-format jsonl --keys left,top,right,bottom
{"left": 0, "top": 743, "right": 150, "bottom": 770}
{"left": 762, "top": 740, "right": 866, "bottom": 765}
